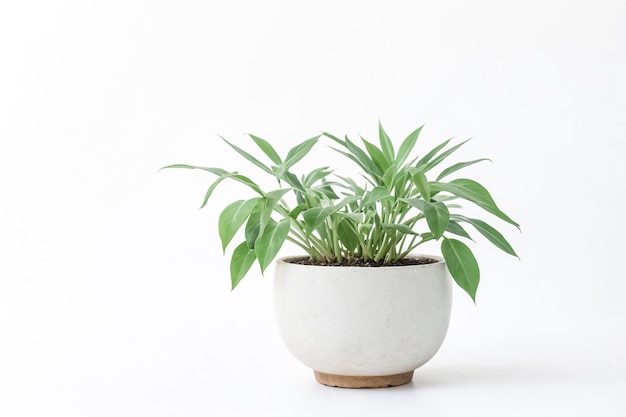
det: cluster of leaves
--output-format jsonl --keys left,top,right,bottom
{"left": 162, "top": 123, "right": 519, "bottom": 301}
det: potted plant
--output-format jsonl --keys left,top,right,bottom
{"left": 161, "top": 122, "right": 519, "bottom": 388}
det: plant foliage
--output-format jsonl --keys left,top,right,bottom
{"left": 161, "top": 122, "right": 519, "bottom": 301}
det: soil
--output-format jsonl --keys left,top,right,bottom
{"left": 286, "top": 256, "right": 438, "bottom": 267}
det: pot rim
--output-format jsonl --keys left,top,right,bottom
{"left": 276, "top": 254, "right": 444, "bottom": 269}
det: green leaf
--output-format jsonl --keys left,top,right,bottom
{"left": 330, "top": 147, "right": 381, "bottom": 181}
{"left": 302, "top": 197, "right": 356, "bottom": 234}
{"left": 200, "top": 173, "right": 233, "bottom": 208}
{"left": 411, "top": 170, "right": 430, "bottom": 201}
{"left": 344, "top": 137, "right": 382, "bottom": 179}
{"left": 302, "top": 206, "right": 339, "bottom": 234}
{"left": 401, "top": 197, "right": 426, "bottom": 212}
{"left": 453, "top": 215, "right": 518, "bottom": 258}
{"left": 395, "top": 125, "right": 423, "bottom": 167}
{"left": 446, "top": 220, "right": 473, "bottom": 240}
{"left": 230, "top": 242, "right": 257, "bottom": 290}
{"left": 436, "top": 158, "right": 491, "bottom": 181}
{"left": 259, "top": 189, "right": 290, "bottom": 237}
{"left": 431, "top": 179, "right": 520, "bottom": 229}
{"left": 392, "top": 170, "right": 410, "bottom": 196}
{"left": 361, "top": 135, "right": 390, "bottom": 171}
{"left": 200, "top": 173, "right": 264, "bottom": 208}
{"left": 255, "top": 217, "right": 291, "bottom": 273}
{"left": 336, "top": 212, "right": 365, "bottom": 223}
{"left": 159, "top": 164, "right": 228, "bottom": 176}
{"left": 288, "top": 203, "right": 308, "bottom": 219}
{"left": 382, "top": 164, "right": 398, "bottom": 188}
{"left": 277, "top": 135, "right": 320, "bottom": 178}
{"left": 244, "top": 206, "right": 262, "bottom": 249}
{"left": 441, "top": 238, "right": 480, "bottom": 302}
{"left": 220, "top": 135, "right": 274, "bottom": 175}
{"left": 303, "top": 167, "right": 333, "bottom": 187}
{"left": 360, "top": 186, "right": 390, "bottom": 209}
{"left": 382, "top": 223, "right": 419, "bottom": 235}
{"left": 424, "top": 201, "right": 450, "bottom": 239}
{"left": 415, "top": 138, "right": 453, "bottom": 170}
{"left": 321, "top": 131, "right": 344, "bottom": 145}
{"left": 248, "top": 134, "right": 282, "bottom": 165}
{"left": 358, "top": 223, "right": 373, "bottom": 234}
{"left": 422, "top": 139, "right": 470, "bottom": 173}
{"left": 218, "top": 198, "right": 260, "bottom": 252}
{"left": 378, "top": 121, "right": 395, "bottom": 163}
{"left": 311, "top": 183, "right": 340, "bottom": 200}
{"left": 161, "top": 164, "right": 264, "bottom": 201}
{"left": 281, "top": 171, "right": 305, "bottom": 192}
{"left": 417, "top": 232, "right": 436, "bottom": 245}
{"left": 335, "top": 175, "right": 365, "bottom": 196}
{"left": 337, "top": 219, "right": 360, "bottom": 251}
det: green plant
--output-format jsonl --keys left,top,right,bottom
{"left": 161, "top": 122, "right": 519, "bottom": 301}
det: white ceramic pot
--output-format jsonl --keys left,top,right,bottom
{"left": 273, "top": 256, "right": 452, "bottom": 388}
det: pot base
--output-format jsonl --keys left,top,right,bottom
{"left": 314, "top": 370, "right": 414, "bottom": 388}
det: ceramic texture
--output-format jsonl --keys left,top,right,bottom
{"left": 273, "top": 256, "right": 453, "bottom": 378}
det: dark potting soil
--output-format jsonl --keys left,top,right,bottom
{"left": 286, "top": 256, "right": 438, "bottom": 267}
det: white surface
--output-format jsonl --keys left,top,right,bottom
{"left": 1, "top": 1, "right": 625, "bottom": 416}
{"left": 274, "top": 257, "right": 452, "bottom": 376}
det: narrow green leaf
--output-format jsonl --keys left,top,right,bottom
{"left": 321, "top": 131, "right": 344, "bottom": 146}
{"left": 419, "top": 232, "right": 436, "bottom": 244}
{"left": 330, "top": 147, "right": 380, "bottom": 181}
{"left": 255, "top": 217, "right": 291, "bottom": 273}
{"left": 424, "top": 201, "right": 450, "bottom": 239}
{"left": 200, "top": 173, "right": 234, "bottom": 208}
{"left": 401, "top": 197, "right": 426, "bottom": 212}
{"left": 422, "top": 139, "right": 471, "bottom": 173}
{"left": 336, "top": 212, "right": 365, "bottom": 223}
{"left": 303, "top": 167, "right": 333, "bottom": 187}
{"left": 248, "top": 133, "right": 282, "bottom": 164}
{"left": 282, "top": 171, "right": 305, "bottom": 192}
{"left": 302, "top": 196, "right": 357, "bottom": 234}
{"left": 302, "top": 206, "right": 338, "bottom": 234}
{"left": 228, "top": 174, "right": 264, "bottom": 195}
{"left": 453, "top": 215, "right": 518, "bottom": 258}
{"left": 382, "top": 164, "right": 398, "bottom": 188}
{"left": 230, "top": 242, "right": 257, "bottom": 290}
{"left": 259, "top": 188, "right": 291, "bottom": 237}
{"left": 436, "top": 158, "right": 491, "bottom": 181}
{"left": 378, "top": 121, "right": 395, "bottom": 162}
{"left": 361, "top": 135, "right": 390, "bottom": 171}
{"left": 159, "top": 164, "right": 228, "bottom": 176}
{"left": 360, "top": 186, "right": 390, "bottom": 209}
{"left": 335, "top": 174, "right": 365, "bottom": 196}
{"left": 311, "top": 183, "right": 340, "bottom": 200}
{"left": 411, "top": 170, "right": 430, "bottom": 201}
{"left": 382, "top": 223, "right": 419, "bottom": 235}
{"left": 415, "top": 138, "right": 453, "bottom": 170}
{"left": 218, "top": 198, "right": 260, "bottom": 252}
{"left": 278, "top": 135, "right": 320, "bottom": 176}
{"left": 395, "top": 125, "right": 423, "bottom": 167}
{"left": 446, "top": 220, "right": 473, "bottom": 240}
{"left": 431, "top": 179, "right": 520, "bottom": 229}
{"left": 392, "top": 170, "right": 410, "bottom": 196}
{"left": 220, "top": 135, "right": 274, "bottom": 175}
{"left": 244, "top": 208, "right": 261, "bottom": 249}
{"left": 343, "top": 137, "right": 382, "bottom": 179}
{"left": 200, "top": 173, "right": 264, "bottom": 208}
{"left": 441, "top": 238, "right": 480, "bottom": 302}
{"left": 288, "top": 203, "right": 307, "bottom": 219}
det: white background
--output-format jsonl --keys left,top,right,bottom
{"left": 1, "top": 1, "right": 625, "bottom": 415}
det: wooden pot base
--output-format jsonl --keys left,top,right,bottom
{"left": 314, "top": 370, "right": 414, "bottom": 388}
